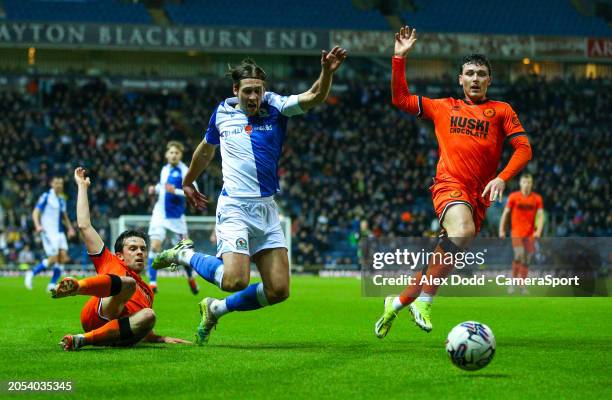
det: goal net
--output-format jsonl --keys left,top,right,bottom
{"left": 110, "top": 215, "right": 292, "bottom": 265}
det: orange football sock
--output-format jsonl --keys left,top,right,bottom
{"left": 422, "top": 244, "right": 454, "bottom": 296}
{"left": 83, "top": 319, "right": 120, "bottom": 345}
{"left": 398, "top": 243, "right": 454, "bottom": 303}
{"left": 78, "top": 275, "right": 121, "bottom": 298}
{"left": 512, "top": 260, "right": 520, "bottom": 278}
{"left": 399, "top": 271, "right": 422, "bottom": 305}
{"left": 519, "top": 263, "right": 529, "bottom": 279}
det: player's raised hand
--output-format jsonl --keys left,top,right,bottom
{"left": 74, "top": 167, "right": 91, "bottom": 187}
{"left": 321, "top": 46, "right": 348, "bottom": 73}
{"left": 482, "top": 177, "right": 505, "bottom": 202}
{"left": 184, "top": 183, "right": 208, "bottom": 211}
{"left": 394, "top": 25, "right": 417, "bottom": 58}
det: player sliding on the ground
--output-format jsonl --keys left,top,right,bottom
{"left": 25, "top": 176, "right": 75, "bottom": 291}
{"left": 51, "top": 167, "right": 190, "bottom": 351}
{"left": 153, "top": 47, "right": 347, "bottom": 344}
{"left": 374, "top": 26, "right": 532, "bottom": 338}
{"left": 499, "top": 173, "right": 544, "bottom": 295}
{"left": 146, "top": 141, "right": 199, "bottom": 295}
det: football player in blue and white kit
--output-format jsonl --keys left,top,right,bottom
{"left": 25, "top": 176, "right": 75, "bottom": 291}
{"left": 153, "top": 47, "right": 347, "bottom": 344}
{"left": 146, "top": 141, "right": 199, "bottom": 294}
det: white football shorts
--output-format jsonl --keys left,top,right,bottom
{"left": 148, "top": 212, "right": 188, "bottom": 243}
{"left": 41, "top": 231, "right": 68, "bottom": 257}
{"left": 215, "top": 195, "right": 286, "bottom": 257}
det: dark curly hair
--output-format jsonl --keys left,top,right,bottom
{"left": 227, "top": 58, "right": 267, "bottom": 86}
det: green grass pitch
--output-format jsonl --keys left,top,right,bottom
{"left": 0, "top": 276, "right": 610, "bottom": 399}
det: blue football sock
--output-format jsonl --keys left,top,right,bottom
{"left": 225, "top": 283, "right": 268, "bottom": 312}
{"left": 148, "top": 257, "right": 158, "bottom": 284}
{"left": 32, "top": 259, "right": 48, "bottom": 276}
{"left": 50, "top": 266, "right": 62, "bottom": 285}
{"left": 190, "top": 253, "right": 223, "bottom": 286}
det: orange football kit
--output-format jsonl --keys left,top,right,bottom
{"left": 391, "top": 56, "right": 532, "bottom": 232}
{"left": 506, "top": 191, "right": 544, "bottom": 252}
{"left": 80, "top": 247, "right": 154, "bottom": 332}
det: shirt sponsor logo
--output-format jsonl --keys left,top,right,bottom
{"left": 517, "top": 203, "right": 535, "bottom": 211}
{"left": 220, "top": 127, "right": 243, "bottom": 138}
{"left": 255, "top": 124, "right": 274, "bottom": 131}
{"left": 449, "top": 116, "right": 490, "bottom": 139}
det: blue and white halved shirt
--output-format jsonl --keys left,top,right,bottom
{"left": 35, "top": 189, "right": 66, "bottom": 233}
{"left": 204, "top": 91, "right": 304, "bottom": 198}
{"left": 152, "top": 162, "right": 189, "bottom": 219}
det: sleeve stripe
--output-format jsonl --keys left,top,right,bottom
{"left": 506, "top": 132, "right": 527, "bottom": 141}
{"left": 88, "top": 246, "right": 106, "bottom": 258}
{"left": 417, "top": 96, "right": 423, "bottom": 118}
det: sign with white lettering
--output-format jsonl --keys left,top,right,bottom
{"left": 0, "top": 22, "right": 328, "bottom": 54}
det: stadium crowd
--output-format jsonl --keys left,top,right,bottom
{"left": 0, "top": 72, "right": 609, "bottom": 268}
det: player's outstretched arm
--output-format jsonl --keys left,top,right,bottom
{"left": 74, "top": 167, "right": 104, "bottom": 254}
{"left": 182, "top": 139, "right": 215, "bottom": 210}
{"left": 297, "top": 46, "right": 347, "bottom": 112}
{"left": 391, "top": 26, "right": 427, "bottom": 116}
{"left": 143, "top": 331, "right": 191, "bottom": 344}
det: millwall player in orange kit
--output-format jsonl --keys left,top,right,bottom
{"left": 51, "top": 167, "right": 189, "bottom": 350}
{"left": 499, "top": 173, "right": 544, "bottom": 294}
{"left": 375, "top": 26, "right": 532, "bottom": 337}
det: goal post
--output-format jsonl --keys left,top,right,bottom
{"left": 110, "top": 215, "right": 292, "bottom": 266}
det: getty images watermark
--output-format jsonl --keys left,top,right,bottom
{"left": 361, "top": 237, "right": 610, "bottom": 297}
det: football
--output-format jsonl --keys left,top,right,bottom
{"left": 446, "top": 321, "right": 496, "bottom": 371}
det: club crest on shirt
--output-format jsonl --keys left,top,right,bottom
{"left": 483, "top": 108, "right": 496, "bottom": 118}
{"left": 236, "top": 238, "right": 248, "bottom": 251}
{"left": 245, "top": 125, "right": 253, "bottom": 135}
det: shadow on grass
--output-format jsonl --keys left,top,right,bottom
{"left": 74, "top": 344, "right": 177, "bottom": 351}
{"left": 210, "top": 342, "right": 416, "bottom": 354}
{"left": 460, "top": 373, "right": 511, "bottom": 379}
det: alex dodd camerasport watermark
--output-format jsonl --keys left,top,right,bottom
{"left": 371, "top": 273, "right": 580, "bottom": 289}
{"left": 360, "top": 237, "right": 610, "bottom": 297}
